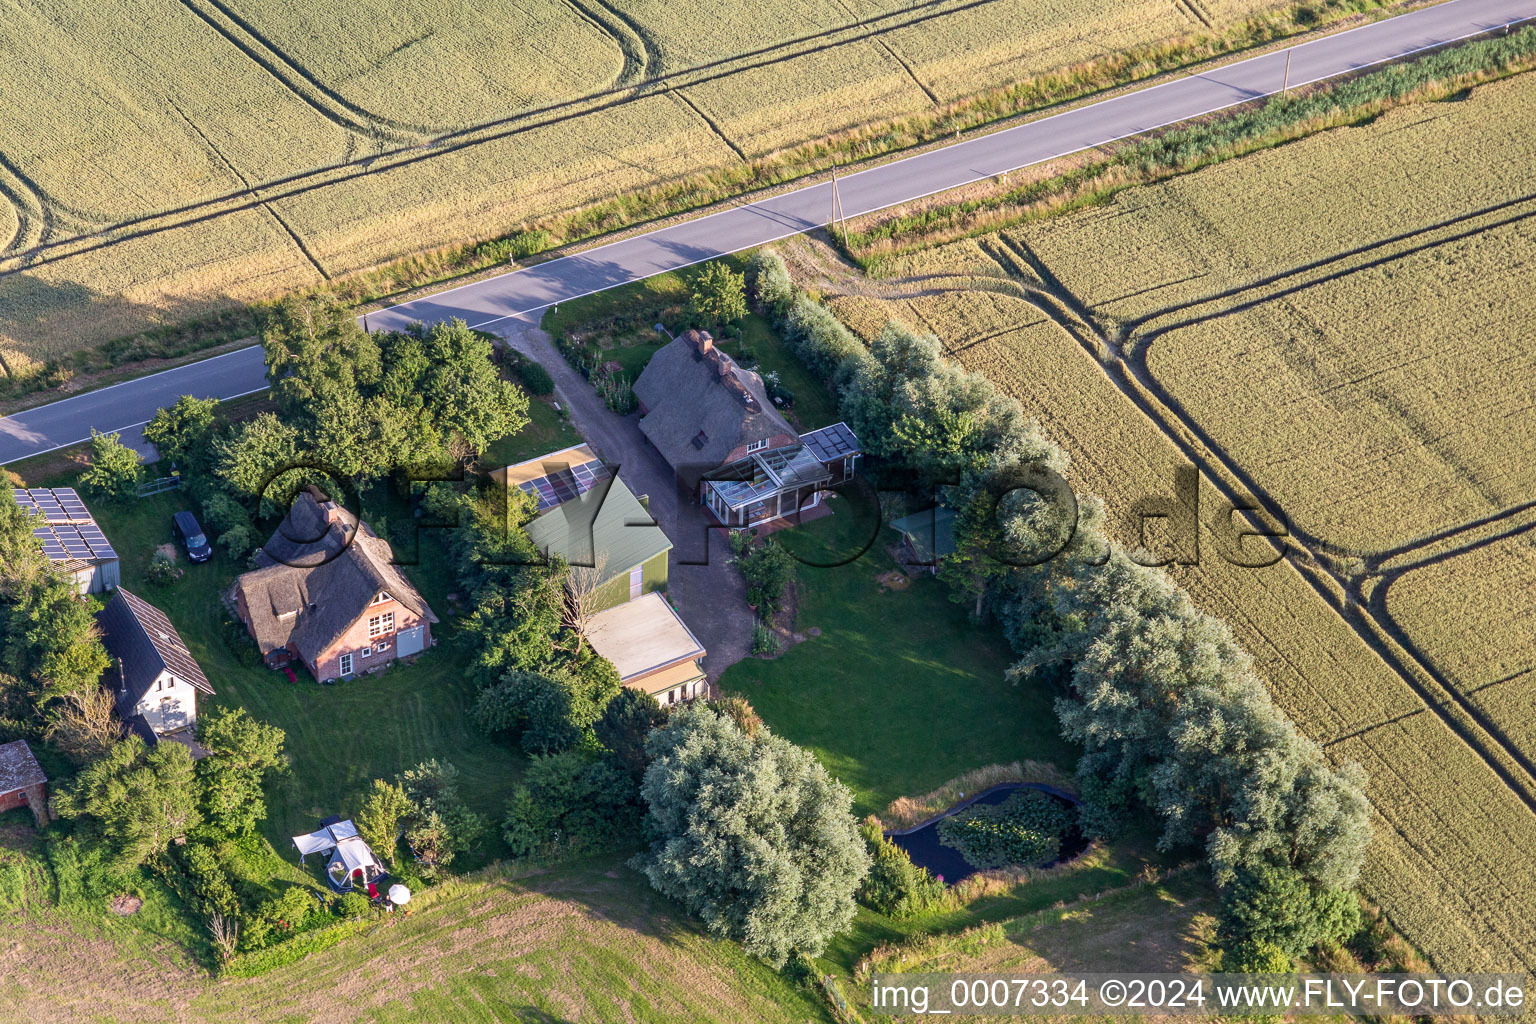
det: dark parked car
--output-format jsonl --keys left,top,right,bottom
{"left": 172, "top": 510, "right": 212, "bottom": 563}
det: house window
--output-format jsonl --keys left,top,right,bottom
{"left": 360, "top": 646, "right": 372, "bottom": 659}
{"left": 382, "top": 611, "right": 394, "bottom": 633}
{"left": 155, "top": 680, "right": 162, "bottom": 691}
{"left": 371, "top": 591, "right": 392, "bottom": 605}
{"left": 746, "top": 438, "right": 769, "bottom": 453}
{"left": 339, "top": 653, "right": 354, "bottom": 676}
{"left": 368, "top": 615, "right": 381, "bottom": 637}
{"left": 375, "top": 641, "right": 390, "bottom": 654}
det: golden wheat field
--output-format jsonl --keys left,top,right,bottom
{"left": 816, "top": 80, "right": 1536, "bottom": 973}
{"left": 828, "top": 259, "right": 1536, "bottom": 976}
{"left": 0, "top": 0, "right": 1291, "bottom": 362}
{"left": 1011, "top": 75, "right": 1536, "bottom": 553}
{"left": 1385, "top": 530, "right": 1536, "bottom": 762}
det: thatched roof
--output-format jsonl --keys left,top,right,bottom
{"left": 634, "top": 330, "right": 797, "bottom": 482}
{"left": 235, "top": 493, "right": 436, "bottom": 664}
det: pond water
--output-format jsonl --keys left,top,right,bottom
{"left": 887, "top": 783, "right": 1086, "bottom": 884}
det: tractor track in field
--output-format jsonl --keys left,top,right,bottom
{"left": 971, "top": 230, "right": 1536, "bottom": 822}
{"left": 0, "top": 0, "right": 1001, "bottom": 279}
{"left": 177, "top": 0, "right": 427, "bottom": 139}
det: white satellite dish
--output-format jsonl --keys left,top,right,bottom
{"left": 388, "top": 884, "right": 411, "bottom": 905}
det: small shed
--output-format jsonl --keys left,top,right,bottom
{"left": 585, "top": 592, "right": 708, "bottom": 705}
{"left": 890, "top": 506, "right": 956, "bottom": 572}
{"left": 10, "top": 488, "right": 120, "bottom": 594}
{"left": 292, "top": 818, "right": 387, "bottom": 893}
{"left": 0, "top": 740, "right": 51, "bottom": 828}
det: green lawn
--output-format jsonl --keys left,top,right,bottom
{"left": 87, "top": 487, "right": 526, "bottom": 867}
{"left": 0, "top": 856, "right": 833, "bottom": 1024}
{"left": 734, "top": 312, "right": 839, "bottom": 432}
{"left": 823, "top": 836, "right": 1184, "bottom": 974}
{"left": 720, "top": 496, "right": 1078, "bottom": 818}
{"left": 480, "top": 394, "right": 579, "bottom": 469}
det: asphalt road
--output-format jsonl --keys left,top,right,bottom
{"left": 2, "top": 0, "right": 1531, "bottom": 465}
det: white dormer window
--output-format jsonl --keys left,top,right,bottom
{"left": 745, "top": 438, "right": 770, "bottom": 453}
{"left": 371, "top": 591, "right": 392, "bottom": 605}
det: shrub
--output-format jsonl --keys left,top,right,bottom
{"left": 518, "top": 361, "right": 555, "bottom": 396}
{"left": 501, "top": 751, "right": 640, "bottom": 860}
{"left": 733, "top": 538, "right": 796, "bottom": 614}
{"left": 1219, "top": 939, "right": 1294, "bottom": 974}
{"left": 1217, "top": 863, "right": 1362, "bottom": 958}
{"left": 936, "top": 790, "right": 1072, "bottom": 870}
{"left": 687, "top": 262, "right": 748, "bottom": 329}
{"left": 178, "top": 842, "right": 240, "bottom": 919}
{"left": 857, "top": 819, "right": 948, "bottom": 918}
{"left": 145, "top": 552, "right": 183, "bottom": 586}
{"left": 781, "top": 294, "right": 867, "bottom": 387}
{"left": 79, "top": 429, "right": 143, "bottom": 503}
{"left": 747, "top": 250, "right": 794, "bottom": 317}
{"left": 751, "top": 622, "right": 783, "bottom": 656}
{"left": 333, "top": 891, "right": 371, "bottom": 918}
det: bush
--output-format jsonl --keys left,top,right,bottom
{"left": 733, "top": 538, "right": 796, "bottom": 615}
{"left": 857, "top": 819, "right": 948, "bottom": 917}
{"left": 518, "top": 361, "right": 555, "bottom": 396}
{"left": 1219, "top": 939, "right": 1294, "bottom": 974}
{"left": 145, "top": 552, "right": 183, "bottom": 586}
{"left": 936, "top": 790, "right": 1072, "bottom": 870}
{"left": 178, "top": 842, "right": 240, "bottom": 919}
{"left": 501, "top": 751, "right": 640, "bottom": 860}
{"left": 1217, "top": 863, "right": 1362, "bottom": 958}
{"left": 747, "top": 250, "right": 794, "bottom": 317}
{"left": 333, "top": 891, "right": 371, "bottom": 918}
{"left": 79, "top": 429, "right": 143, "bottom": 503}
{"left": 781, "top": 294, "right": 868, "bottom": 387}
{"left": 751, "top": 622, "right": 783, "bottom": 656}
{"left": 687, "top": 261, "right": 748, "bottom": 329}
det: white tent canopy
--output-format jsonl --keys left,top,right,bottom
{"left": 292, "top": 818, "right": 361, "bottom": 857}
{"left": 292, "top": 819, "right": 386, "bottom": 889}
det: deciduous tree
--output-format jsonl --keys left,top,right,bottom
{"left": 195, "top": 707, "right": 286, "bottom": 839}
{"left": 633, "top": 704, "right": 869, "bottom": 966}
{"left": 55, "top": 737, "right": 202, "bottom": 871}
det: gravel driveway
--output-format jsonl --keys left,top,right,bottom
{"left": 494, "top": 319, "right": 753, "bottom": 682}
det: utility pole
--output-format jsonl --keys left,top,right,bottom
{"left": 1282, "top": 49, "right": 1292, "bottom": 94}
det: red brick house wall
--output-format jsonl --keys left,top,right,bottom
{"left": 309, "top": 596, "right": 432, "bottom": 681}
{"left": 0, "top": 783, "right": 50, "bottom": 826}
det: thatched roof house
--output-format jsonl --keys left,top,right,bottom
{"left": 234, "top": 491, "right": 437, "bottom": 682}
{"left": 634, "top": 330, "right": 799, "bottom": 487}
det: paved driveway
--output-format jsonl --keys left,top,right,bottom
{"left": 494, "top": 320, "right": 753, "bottom": 682}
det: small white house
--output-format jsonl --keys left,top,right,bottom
{"left": 97, "top": 589, "right": 214, "bottom": 747}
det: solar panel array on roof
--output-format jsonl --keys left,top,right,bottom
{"left": 516, "top": 458, "right": 612, "bottom": 513}
{"left": 12, "top": 488, "right": 117, "bottom": 563}
{"left": 799, "top": 422, "right": 862, "bottom": 463}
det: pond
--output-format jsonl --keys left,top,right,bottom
{"left": 887, "top": 783, "right": 1087, "bottom": 883}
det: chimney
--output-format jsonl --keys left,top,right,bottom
{"left": 690, "top": 330, "right": 714, "bottom": 355}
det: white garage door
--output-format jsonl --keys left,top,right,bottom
{"left": 396, "top": 625, "right": 425, "bottom": 657}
